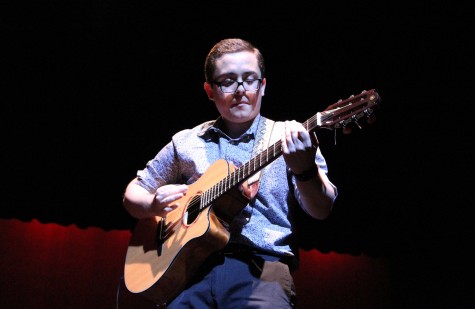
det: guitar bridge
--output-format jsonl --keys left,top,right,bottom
{"left": 155, "top": 217, "right": 179, "bottom": 256}
{"left": 156, "top": 218, "right": 165, "bottom": 256}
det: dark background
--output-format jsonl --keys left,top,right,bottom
{"left": 2, "top": 1, "right": 472, "bottom": 307}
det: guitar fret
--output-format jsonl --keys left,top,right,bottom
{"left": 208, "top": 185, "right": 214, "bottom": 205}
{"left": 234, "top": 167, "right": 238, "bottom": 183}
{"left": 202, "top": 189, "right": 206, "bottom": 208}
{"left": 258, "top": 152, "right": 263, "bottom": 170}
{"left": 207, "top": 190, "right": 212, "bottom": 207}
{"left": 217, "top": 181, "right": 221, "bottom": 197}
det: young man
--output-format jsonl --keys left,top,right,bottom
{"left": 123, "top": 38, "right": 337, "bottom": 308}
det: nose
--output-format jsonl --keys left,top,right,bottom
{"left": 235, "top": 81, "right": 246, "bottom": 93}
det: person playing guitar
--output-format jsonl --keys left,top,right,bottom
{"left": 122, "top": 38, "right": 379, "bottom": 308}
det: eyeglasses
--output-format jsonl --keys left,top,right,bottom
{"left": 213, "top": 78, "right": 262, "bottom": 93}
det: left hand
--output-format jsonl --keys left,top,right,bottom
{"left": 281, "top": 120, "right": 318, "bottom": 174}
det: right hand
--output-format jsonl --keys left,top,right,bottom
{"left": 151, "top": 184, "right": 188, "bottom": 216}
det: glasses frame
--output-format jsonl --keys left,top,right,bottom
{"left": 213, "top": 78, "right": 262, "bottom": 93}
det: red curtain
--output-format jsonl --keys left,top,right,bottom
{"left": 0, "top": 218, "right": 390, "bottom": 308}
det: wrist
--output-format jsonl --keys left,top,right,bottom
{"left": 291, "top": 164, "right": 318, "bottom": 182}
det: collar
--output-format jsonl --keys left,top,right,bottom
{"left": 198, "top": 114, "right": 261, "bottom": 144}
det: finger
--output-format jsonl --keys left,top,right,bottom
{"left": 285, "top": 121, "right": 291, "bottom": 139}
{"left": 284, "top": 135, "right": 296, "bottom": 153}
{"left": 287, "top": 121, "right": 301, "bottom": 146}
{"left": 281, "top": 134, "right": 289, "bottom": 154}
{"left": 162, "top": 205, "right": 178, "bottom": 213}
{"left": 159, "top": 192, "right": 185, "bottom": 204}
{"left": 283, "top": 121, "right": 295, "bottom": 153}
{"left": 158, "top": 184, "right": 188, "bottom": 197}
{"left": 176, "top": 184, "right": 188, "bottom": 194}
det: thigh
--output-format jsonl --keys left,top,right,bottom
{"left": 166, "top": 253, "right": 224, "bottom": 309}
{"left": 216, "top": 254, "right": 296, "bottom": 309}
{"left": 166, "top": 253, "right": 296, "bottom": 309}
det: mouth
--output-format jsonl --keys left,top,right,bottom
{"left": 231, "top": 101, "right": 249, "bottom": 108}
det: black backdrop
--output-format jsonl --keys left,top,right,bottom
{"left": 2, "top": 1, "right": 473, "bottom": 307}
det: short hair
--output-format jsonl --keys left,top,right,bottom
{"left": 204, "top": 38, "right": 266, "bottom": 83}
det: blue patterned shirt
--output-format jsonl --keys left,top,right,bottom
{"left": 136, "top": 114, "right": 336, "bottom": 257}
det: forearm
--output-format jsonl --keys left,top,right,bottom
{"left": 123, "top": 178, "right": 156, "bottom": 219}
{"left": 295, "top": 168, "right": 336, "bottom": 220}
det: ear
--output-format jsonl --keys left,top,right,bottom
{"left": 204, "top": 82, "right": 214, "bottom": 101}
{"left": 260, "top": 78, "right": 266, "bottom": 96}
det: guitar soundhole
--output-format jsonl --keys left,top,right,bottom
{"left": 184, "top": 194, "right": 202, "bottom": 225}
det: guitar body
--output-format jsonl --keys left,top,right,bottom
{"left": 124, "top": 159, "right": 251, "bottom": 305}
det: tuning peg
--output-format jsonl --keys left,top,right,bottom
{"left": 366, "top": 112, "right": 377, "bottom": 124}
{"left": 342, "top": 124, "right": 352, "bottom": 134}
{"left": 352, "top": 115, "right": 362, "bottom": 129}
{"left": 367, "top": 115, "right": 377, "bottom": 124}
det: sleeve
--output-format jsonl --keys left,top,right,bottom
{"left": 136, "top": 141, "right": 178, "bottom": 193}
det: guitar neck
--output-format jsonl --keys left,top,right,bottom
{"left": 200, "top": 89, "right": 380, "bottom": 208}
{"left": 200, "top": 113, "right": 321, "bottom": 209}
{"left": 239, "top": 112, "right": 322, "bottom": 180}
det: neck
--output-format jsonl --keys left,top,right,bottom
{"left": 222, "top": 118, "right": 255, "bottom": 139}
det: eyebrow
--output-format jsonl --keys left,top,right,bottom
{"left": 215, "top": 71, "right": 259, "bottom": 80}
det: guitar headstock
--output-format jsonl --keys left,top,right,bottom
{"left": 319, "top": 89, "right": 381, "bottom": 131}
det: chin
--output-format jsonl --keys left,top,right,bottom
{"left": 229, "top": 111, "right": 255, "bottom": 122}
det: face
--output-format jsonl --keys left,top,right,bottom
{"left": 204, "top": 51, "right": 266, "bottom": 125}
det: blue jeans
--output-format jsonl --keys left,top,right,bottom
{"left": 166, "top": 251, "right": 296, "bottom": 308}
